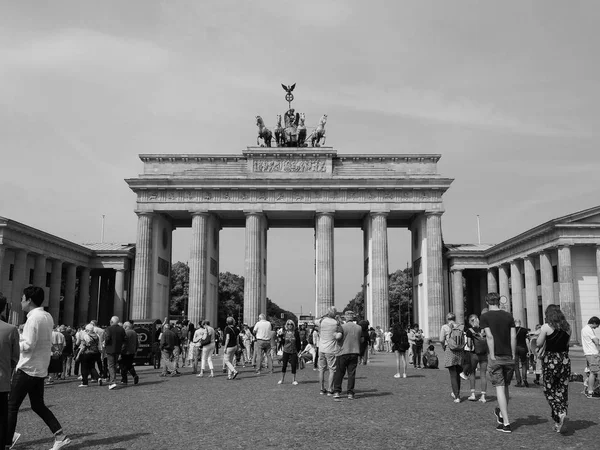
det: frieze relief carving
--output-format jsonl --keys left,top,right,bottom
{"left": 139, "top": 189, "right": 440, "bottom": 203}
{"left": 252, "top": 159, "right": 326, "bottom": 173}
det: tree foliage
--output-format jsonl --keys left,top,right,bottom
{"left": 169, "top": 261, "right": 189, "bottom": 315}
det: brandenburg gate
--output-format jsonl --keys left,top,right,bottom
{"left": 125, "top": 147, "right": 453, "bottom": 338}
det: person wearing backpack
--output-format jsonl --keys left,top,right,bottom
{"left": 439, "top": 312, "right": 465, "bottom": 403}
{"left": 391, "top": 322, "right": 410, "bottom": 378}
{"left": 464, "top": 314, "right": 488, "bottom": 403}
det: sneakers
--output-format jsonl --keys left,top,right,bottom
{"left": 394, "top": 373, "right": 401, "bottom": 378}
{"left": 77, "top": 376, "right": 83, "bottom": 381}
{"left": 78, "top": 384, "right": 88, "bottom": 388}
{"left": 496, "top": 424, "right": 512, "bottom": 433}
{"left": 453, "top": 398, "right": 461, "bottom": 403}
{"left": 451, "top": 392, "right": 456, "bottom": 399}
{"left": 494, "top": 407, "right": 503, "bottom": 425}
{"left": 333, "top": 392, "right": 341, "bottom": 401}
{"left": 478, "top": 395, "right": 487, "bottom": 403}
{"left": 232, "top": 371, "right": 239, "bottom": 380}
{"left": 10, "top": 432, "right": 21, "bottom": 449}
{"left": 556, "top": 412, "right": 566, "bottom": 433}
{"left": 97, "top": 379, "right": 103, "bottom": 386}
{"left": 320, "top": 389, "right": 327, "bottom": 395}
{"left": 468, "top": 393, "right": 477, "bottom": 401}
{"left": 49, "top": 436, "right": 72, "bottom": 449}
{"left": 292, "top": 381, "right": 298, "bottom": 385}
{"left": 108, "top": 383, "right": 117, "bottom": 390}
{"left": 133, "top": 375, "right": 139, "bottom": 385}
{"left": 326, "top": 391, "right": 333, "bottom": 397}
{"left": 196, "top": 373, "right": 204, "bottom": 377}
{"left": 402, "top": 373, "right": 407, "bottom": 378}
{"left": 584, "top": 391, "right": 598, "bottom": 399}
{"left": 347, "top": 394, "right": 355, "bottom": 400}
{"left": 277, "top": 380, "right": 283, "bottom": 385}
{"left": 459, "top": 372, "right": 468, "bottom": 380}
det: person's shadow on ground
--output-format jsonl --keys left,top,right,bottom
{"left": 510, "top": 415, "right": 548, "bottom": 431}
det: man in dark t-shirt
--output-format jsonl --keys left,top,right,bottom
{"left": 480, "top": 292, "right": 516, "bottom": 433}
{"left": 513, "top": 320, "right": 530, "bottom": 387}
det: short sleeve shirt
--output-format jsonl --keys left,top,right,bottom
{"left": 581, "top": 324, "right": 599, "bottom": 355}
{"left": 480, "top": 310, "right": 515, "bottom": 357}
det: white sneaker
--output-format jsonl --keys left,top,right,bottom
{"left": 277, "top": 380, "right": 283, "bottom": 384}
{"left": 78, "top": 384, "right": 88, "bottom": 388}
{"left": 292, "top": 381, "right": 298, "bottom": 385}
{"left": 394, "top": 373, "right": 401, "bottom": 378}
{"left": 10, "top": 431, "right": 21, "bottom": 449}
{"left": 108, "top": 383, "right": 117, "bottom": 390}
{"left": 468, "top": 393, "right": 476, "bottom": 401}
{"left": 453, "top": 397, "right": 461, "bottom": 403}
{"left": 402, "top": 373, "right": 407, "bottom": 378}
{"left": 77, "top": 376, "right": 83, "bottom": 381}
{"left": 49, "top": 436, "right": 71, "bottom": 449}
{"left": 478, "top": 395, "right": 487, "bottom": 403}
{"left": 459, "top": 372, "right": 468, "bottom": 380}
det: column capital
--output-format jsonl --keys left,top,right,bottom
{"left": 190, "top": 210, "right": 210, "bottom": 217}
{"left": 450, "top": 268, "right": 463, "bottom": 273}
{"left": 424, "top": 210, "right": 444, "bottom": 217}
{"left": 369, "top": 210, "right": 389, "bottom": 218}
{"left": 557, "top": 243, "right": 572, "bottom": 250}
{"left": 134, "top": 210, "right": 155, "bottom": 217}
{"left": 315, "top": 210, "right": 335, "bottom": 217}
{"left": 243, "top": 210, "right": 265, "bottom": 217}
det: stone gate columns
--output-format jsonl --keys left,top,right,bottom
{"left": 426, "top": 211, "right": 444, "bottom": 337}
{"left": 113, "top": 269, "right": 125, "bottom": 321}
{"left": 369, "top": 212, "right": 389, "bottom": 330}
{"left": 10, "top": 249, "right": 27, "bottom": 324}
{"left": 132, "top": 212, "right": 154, "bottom": 320}
{"left": 78, "top": 268, "right": 90, "bottom": 325}
{"left": 498, "top": 265, "right": 510, "bottom": 311}
{"left": 596, "top": 246, "right": 600, "bottom": 312}
{"left": 188, "top": 212, "right": 209, "bottom": 326}
{"left": 33, "top": 255, "right": 47, "bottom": 290}
{"left": 49, "top": 259, "right": 62, "bottom": 323}
{"left": 487, "top": 268, "right": 498, "bottom": 293}
{"left": 89, "top": 271, "right": 100, "bottom": 321}
{"left": 244, "top": 212, "right": 267, "bottom": 324}
{"left": 540, "top": 251, "right": 555, "bottom": 311}
{"left": 63, "top": 264, "right": 77, "bottom": 326}
{"left": 558, "top": 245, "right": 577, "bottom": 342}
{"left": 451, "top": 269, "right": 464, "bottom": 324}
{"left": 524, "top": 256, "right": 538, "bottom": 328}
{"left": 0, "top": 245, "right": 5, "bottom": 293}
{"left": 510, "top": 260, "right": 524, "bottom": 323}
{"left": 315, "top": 212, "right": 335, "bottom": 318}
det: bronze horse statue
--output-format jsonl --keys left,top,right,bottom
{"left": 311, "top": 114, "right": 327, "bottom": 147}
{"left": 256, "top": 115, "right": 273, "bottom": 147}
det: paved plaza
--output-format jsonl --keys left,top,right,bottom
{"left": 10, "top": 348, "right": 599, "bottom": 449}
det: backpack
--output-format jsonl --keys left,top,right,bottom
{"left": 426, "top": 352, "right": 438, "bottom": 368}
{"left": 414, "top": 333, "right": 424, "bottom": 346}
{"left": 447, "top": 325, "right": 465, "bottom": 351}
{"left": 85, "top": 336, "right": 100, "bottom": 354}
{"left": 395, "top": 330, "right": 410, "bottom": 352}
{"left": 307, "top": 331, "right": 314, "bottom": 346}
{"left": 473, "top": 333, "right": 488, "bottom": 355}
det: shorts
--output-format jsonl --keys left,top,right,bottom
{"left": 586, "top": 354, "right": 600, "bottom": 374}
{"left": 488, "top": 356, "right": 515, "bottom": 387}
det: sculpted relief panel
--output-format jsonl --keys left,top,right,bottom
{"left": 139, "top": 189, "right": 442, "bottom": 204}
{"left": 252, "top": 159, "right": 327, "bottom": 173}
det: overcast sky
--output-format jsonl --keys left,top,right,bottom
{"left": 2, "top": 1, "right": 598, "bottom": 315}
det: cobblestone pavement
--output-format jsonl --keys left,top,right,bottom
{"left": 10, "top": 347, "right": 599, "bottom": 449}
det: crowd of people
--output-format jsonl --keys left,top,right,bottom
{"left": 1, "top": 285, "right": 599, "bottom": 447}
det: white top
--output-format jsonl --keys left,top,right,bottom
{"left": 253, "top": 319, "right": 271, "bottom": 340}
{"left": 581, "top": 324, "right": 599, "bottom": 355}
{"left": 17, "top": 307, "right": 54, "bottom": 377}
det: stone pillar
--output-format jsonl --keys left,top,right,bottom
{"left": 487, "top": 267, "right": 498, "bottom": 293}
{"left": 540, "top": 251, "right": 555, "bottom": 311}
{"left": 10, "top": 249, "right": 28, "bottom": 325}
{"left": 131, "top": 212, "right": 154, "bottom": 320}
{"left": 63, "top": 264, "right": 77, "bottom": 326}
{"left": 596, "top": 246, "right": 600, "bottom": 313}
{"left": 77, "top": 268, "right": 90, "bottom": 325}
{"left": 558, "top": 245, "right": 577, "bottom": 343}
{"left": 426, "top": 212, "right": 444, "bottom": 338}
{"left": 0, "top": 244, "right": 5, "bottom": 293}
{"left": 451, "top": 269, "right": 464, "bottom": 325}
{"left": 89, "top": 271, "right": 100, "bottom": 321}
{"left": 498, "top": 265, "right": 510, "bottom": 312}
{"left": 524, "top": 256, "right": 538, "bottom": 329}
{"left": 244, "top": 212, "right": 267, "bottom": 324}
{"left": 113, "top": 269, "right": 125, "bottom": 321}
{"left": 479, "top": 270, "right": 488, "bottom": 312}
{"left": 370, "top": 212, "right": 389, "bottom": 331}
{"left": 510, "top": 260, "right": 524, "bottom": 323}
{"left": 49, "top": 259, "right": 63, "bottom": 323}
{"left": 32, "top": 254, "right": 47, "bottom": 290}
{"left": 315, "top": 212, "right": 335, "bottom": 318}
{"left": 188, "top": 212, "right": 209, "bottom": 326}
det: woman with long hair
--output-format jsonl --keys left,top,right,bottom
{"left": 278, "top": 320, "right": 301, "bottom": 385}
{"left": 223, "top": 317, "right": 239, "bottom": 380}
{"left": 464, "top": 314, "right": 488, "bottom": 403}
{"left": 391, "top": 322, "right": 409, "bottom": 378}
{"left": 536, "top": 304, "right": 571, "bottom": 433}
{"left": 439, "top": 313, "right": 464, "bottom": 403}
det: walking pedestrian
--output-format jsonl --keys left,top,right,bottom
{"left": 439, "top": 313, "right": 465, "bottom": 403}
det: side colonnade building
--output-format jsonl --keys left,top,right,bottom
{"left": 446, "top": 206, "right": 600, "bottom": 343}
{"left": 0, "top": 217, "right": 135, "bottom": 327}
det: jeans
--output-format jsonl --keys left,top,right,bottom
{"left": 161, "top": 349, "right": 175, "bottom": 375}
{"left": 333, "top": 354, "right": 358, "bottom": 395}
{"left": 318, "top": 352, "right": 337, "bottom": 393}
{"left": 255, "top": 340, "right": 272, "bottom": 372}
{"left": 448, "top": 365, "right": 462, "bottom": 398}
{"left": 201, "top": 343, "right": 215, "bottom": 372}
{"left": 223, "top": 346, "right": 237, "bottom": 376}
{"left": 120, "top": 354, "right": 138, "bottom": 383}
{"left": 62, "top": 355, "right": 73, "bottom": 378}
{"left": 281, "top": 352, "right": 298, "bottom": 374}
{"left": 106, "top": 353, "right": 120, "bottom": 383}
{"left": 514, "top": 346, "right": 528, "bottom": 384}
{"left": 81, "top": 353, "right": 100, "bottom": 385}
{"left": 412, "top": 345, "right": 423, "bottom": 368}
{"left": 7, "top": 370, "right": 63, "bottom": 443}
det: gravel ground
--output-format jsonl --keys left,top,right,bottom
{"left": 9, "top": 347, "right": 599, "bottom": 449}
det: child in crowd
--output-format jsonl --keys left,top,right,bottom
{"left": 422, "top": 345, "right": 439, "bottom": 369}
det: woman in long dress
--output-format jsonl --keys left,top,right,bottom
{"left": 536, "top": 304, "right": 571, "bottom": 433}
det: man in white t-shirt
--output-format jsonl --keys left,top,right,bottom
{"left": 581, "top": 316, "right": 600, "bottom": 398}
{"left": 253, "top": 314, "right": 272, "bottom": 374}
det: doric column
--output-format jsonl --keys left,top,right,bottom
{"left": 188, "top": 212, "right": 209, "bottom": 326}
{"left": 0, "top": 244, "right": 5, "bottom": 293}
{"left": 32, "top": 254, "right": 47, "bottom": 290}
{"left": 244, "top": 212, "right": 267, "bottom": 325}
{"left": 49, "top": 259, "right": 63, "bottom": 323}
{"left": 596, "top": 246, "right": 600, "bottom": 313}
{"left": 510, "top": 260, "right": 524, "bottom": 323}
{"left": 62, "top": 264, "right": 77, "bottom": 326}
{"left": 451, "top": 269, "right": 464, "bottom": 325}
{"left": 89, "top": 271, "right": 100, "bottom": 321}
{"left": 558, "top": 245, "right": 577, "bottom": 342}
{"left": 498, "top": 265, "right": 510, "bottom": 312}
{"left": 10, "top": 249, "right": 28, "bottom": 325}
{"left": 77, "top": 268, "right": 90, "bottom": 325}
{"left": 131, "top": 212, "right": 154, "bottom": 320}
{"left": 426, "top": 212, "right": 444, "bottom": 337}
{"left": 370, "top": 212, "right": 389, "bottom": 330}
{"left": 524, "top": 256, "right": 538, "bottom": 329}
{"left": 540, "top": 251, "right": 555, "bottom": 311}
{"left": 315, "top": 212, "right": 335, "bottom": 318}
{"left": 487, "top": 267, "right": 498, "bottom": 293}
{"left": 113, "top": 269, "right": 125, "bottom": 321}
